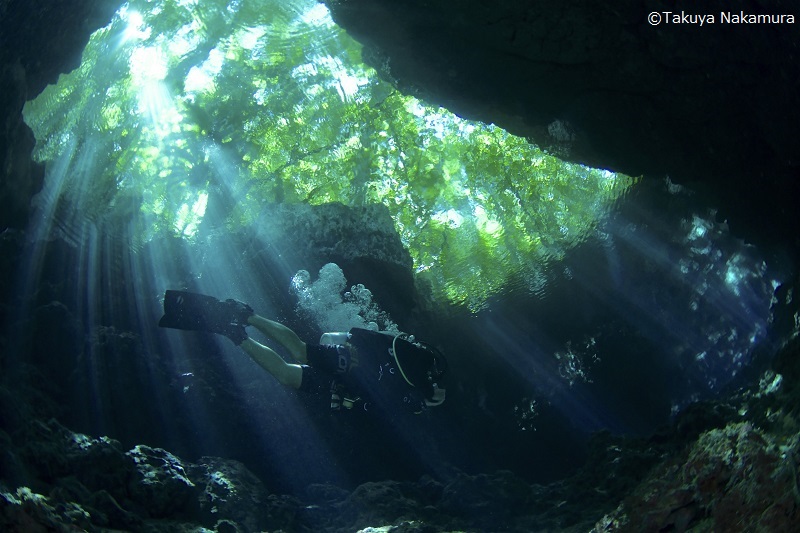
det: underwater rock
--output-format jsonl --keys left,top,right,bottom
{"left": 297, "top": 479, "right": 423, "bottom": 532}
{"left": 581, "top": 337, "right": 800, "bottom": 532}
{"left": 0, "top": 0, "right": 120, "bottom": 231}
{"left": 15, "top": 418, "right": 95, "bottom": 484}
{"left": 127, "top": 445, "right": 200, "bottom": 519}
{"left": 0, "top": 412, "right": 298, "bottom": 531}
{"left": 249, "top": 202, "right": 417, "bottom": 319}
{"left": 346, "top": 480, "right": 422, "bottom": 526}
{"left": 188, "top": 456, "right": 271, "bottom": 531}
{"left": 594, "top": 422, "right": 800, "bottom": 532}
{"left": 440, "top": 470, "right": 532, "bottom": 527}
{"left": 0, "top": 486, "right": 92, "bottom": 532}
{"left": 64, "top": 433, "right": 133, "bottom": 495}
{"left": 2, "top": 419, "right": 141, "bottom": 530}
{"left": 296, "top": 470, "right": 587, "bottom": 532}
{"left": 254, "top": 202, "right": 411, "bottom": 270}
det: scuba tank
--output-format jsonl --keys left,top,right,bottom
{"left": 346, "top": 328, "right": 447, "bottom": 409}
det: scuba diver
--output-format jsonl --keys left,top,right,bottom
{"left": 158, "top": 290, "right": 447, "bottom": 414}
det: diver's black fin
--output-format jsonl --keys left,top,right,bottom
{"left": 158, "top": 290, "right": 253, "bottom": 345}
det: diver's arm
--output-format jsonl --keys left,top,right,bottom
{"left": 246, "top": 315, "right": 308, "bottom": 363}
{"left": 240, "top": 337, "right": 303, "bottom": 388}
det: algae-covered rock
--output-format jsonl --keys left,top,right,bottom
{"left": 127, "top": 444, "right": 200, "bottom": 519}
{"left": 595, "top": 422, "right": 800, "bottom": 532}
{"left": 0, "top": 486, "right": 91, "bottom": 532}
{"left": 189, "top": 456, "right": 271, "bottom": 531}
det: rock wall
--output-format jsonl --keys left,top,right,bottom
{"left": 0, "top": 0, "right": 121, "bottom": 231}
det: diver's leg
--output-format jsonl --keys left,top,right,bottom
{"left": 246, "top": 315, "right": 307, "bottom": 363}
{"left": 240, "top": 338, "right": 303, "bottom": 388}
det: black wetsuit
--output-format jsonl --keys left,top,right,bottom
{"left": 301, "top": 328, "right": 437, "bottom": 414}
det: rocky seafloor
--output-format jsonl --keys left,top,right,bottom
{"left": 2, "top": 331, "right": 799, "bottom": 532}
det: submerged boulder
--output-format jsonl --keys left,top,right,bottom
{"left": 127, "top": 445, "right": 199, "bottom": 519}
{"left": 188, "top": 456, "right": 273, "bottom": 531}
{"left": 0, "top": 486, "right": 92, "bottom": 532}
{"left": 254, "top": 202, "right": 412, "bottom": 271}
{"left": 595, "top": 423, "right": 800, "bottom": 532}
{"left": 248, "top": 202, "right": 417, "bottom": 319}
{"left": 0, "top": 416, "right": 297, "bottom": 531}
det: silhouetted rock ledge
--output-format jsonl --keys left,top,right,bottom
{"left": 320, "top": 0, "right": 800, "bottom": 256}
{"left": 0, "top": 417, "right": 276, "bottom": 531}
{"left": 595, "top": 422, "right": 800, "bottom": 532}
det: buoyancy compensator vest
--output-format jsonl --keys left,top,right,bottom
{"left": 340, "top": 328, "right": 447, "bottom": 414}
